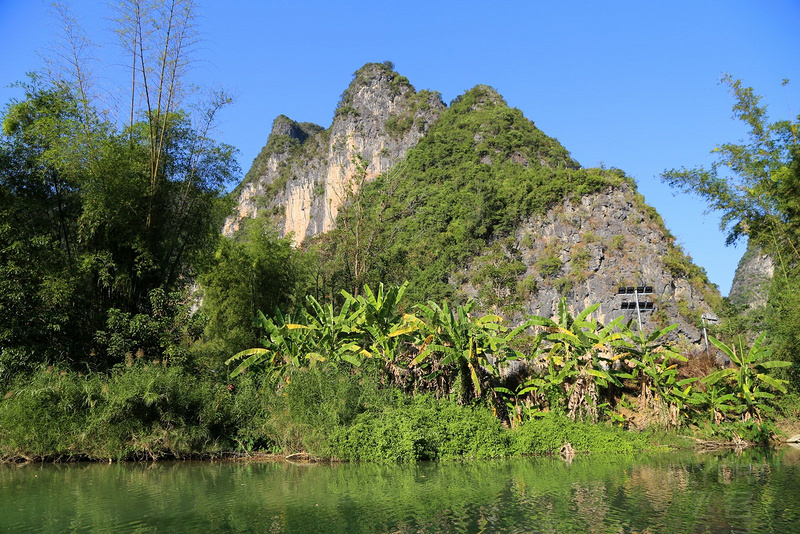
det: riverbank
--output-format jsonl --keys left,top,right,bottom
{"left": 2, "top": 358, "right": 797, "bottom": 464}
{"left": 0, "top": 362, "right": 659, "bottom": 463}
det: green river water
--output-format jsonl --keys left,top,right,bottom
{"left": 2, "top": 448, "right": 799, "bottom": 533}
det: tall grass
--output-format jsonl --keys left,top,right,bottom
{"left": 0, "top": 363, "right": 235, "bottom": 461}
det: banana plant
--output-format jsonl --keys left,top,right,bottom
{"left": 617, "top": 321, "right": 708, "bottom": 427}
{"left": 345, "top": 282, "right": 418, "bottom": 362}
{"left": 524, "top": 353, "right": 579, "bottom": 412}
{"left": 527, "top": 298, "right": 629, "bottom": 421}
{"left": 493, "top": 378, "right": 546, "bottom": 428}
{"left": 225, "top": 309, "right": 315, "bottom": 379}
{"left": 703, "top": 332, "right": 791, "bottom": 423}
{"left": 301, "top": 293, "right": 368, "bottom": 367}
{"left": 226, "top": 291, "right": 370, "bottom": 378}
{"left": 410, "top": 300, "right": 528, "bottom": 404}
{"left": 686, "top": 382, "right": 737, "bottom": 425}
{"left": 620, "top": 324, "right": 680, "bottom": 399}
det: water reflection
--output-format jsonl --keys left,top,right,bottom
{"left": 1, "top": 448, "right": 799, "bottom": 533}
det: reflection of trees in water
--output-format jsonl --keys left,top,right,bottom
{"left": 625, "top": 464, "right": 689, "bottom": 513}
{"left": 4, "top": 451, "right": 800, "bottom": 532}
{"left": 572, "top": 480, "right": 610, "bottom": 533}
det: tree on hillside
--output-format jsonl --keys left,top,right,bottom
{"left": 662, "top": 76, "right": 800, "bottom": 383}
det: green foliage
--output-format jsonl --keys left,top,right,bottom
{"left": 226, "top": 283, "right": 414, "bottom": 380}
{"left": 662, "top": 76, "right": 800, "bottom": 377}
{"left": 0, "top": 78, "right": 238, "bottom": 373}
{"left": 410, "top": 299, "right": 527, "bottom": 406}
{"left": 537, "top": 254, "right": 562, "bottom": 277}
{"left": 582, "top": 230, "right": 599, "bottom": 243}
{"left": 707, "top": 418, "right": 776, "bottom": 443}
{"left": 662, "top": 244, "right": 722, "bottom": 314}
{"left": 702, "top": 333, "right": 790, "bottom": 425}
{"left": 511, "top": 412, "right": 652, "bottom": 455}
{"left": 350, "top": 282, "right": 413, "bottom": 363}
{"left": 620, "top": 323, "right": 696, "bottom": 427}
{"left": 229, "top": 284, "right": 792, "bottom": 446}
{"left": 273, "top": 365, "right": 394, "bottom": 455}
{"left": 571, "top": 245, "right": 591, "bottom": 272}
{"left": 524, "top": 299, "right": 629, "bottom": 422}
{"left": 198, "top": 216, "right": 311, "bottom": 358}
{"left": 94, "top": 288, "right": 205, "bottom": 367}
{"left": 472, "top": 238, "right": 527, "bottom": 312}
{"left": 385, "top": 89, "right": 441, "bottom": 138}
{"left": 4, "top": 278, "right": 794, "bottom": 461}
{"left": 664, "top": 246, "right": 695, "bottom": 278}
{"left": 662, "top": 76, "right": 798, "bottom": 248}
{"left": 0, "top": 363, "right": 235, "bottom": 461}
{"left": 676, "top": 298, "right": 701, "bottom": 326}
{"left": 765, "top": 269, "right": 800, "bottom": 386}
{"left": 553, "top": 276, "right": 574, "bottom": 295}
{"left": 332, "top": 393, "right": 511, "bottom": 462}
{"left": 227, "top": 283, "right": 527, "bottom": 410}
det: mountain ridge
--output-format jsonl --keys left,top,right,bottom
{"left": 226, "top": 62, "right": 721, "bottom": 342}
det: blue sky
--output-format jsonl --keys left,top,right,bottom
{"left": 2, "top": 1, "right": 799, "bottom": 295}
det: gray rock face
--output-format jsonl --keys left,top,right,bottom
{"left": 728, "top": 242, "right": 773, "bottom": 309}
{"left": 223, "top": 63, "right": 445, "bottom": 242}
{"left": 459, "top": 184, "right": 717, "bottom": 342}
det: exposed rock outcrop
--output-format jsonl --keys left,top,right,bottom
{"left": 458, "top": 185, "right": 717, "bottom": 341}
{"left": 728, "top": 241, "right": 773, "bottom": 309}
{"left": 223, "top": 62, "right": 445, "bottom": 243}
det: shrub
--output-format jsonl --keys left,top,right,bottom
{"left": 0, "top": 363, "right": 236, "bottom": 461}
{"left": 537, "top": 254, "right": 562, "bottom": 277}
{"left": 331, "top": 394, "right": 509, "bottom": 462}
{"left": 511, "top": 413, "right": 652, "bottom": 455}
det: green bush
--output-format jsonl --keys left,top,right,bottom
{"left": 511, "top": 413, "right": 652, "bottom": 455}
{"left": 0, "top": 363, "right": 236, "bottom": 461}
{"left": 332, "top": 394, "right": 509, "bottom": 462}
{"left": 537, "top": 254, "right": 562, "bottom": 277}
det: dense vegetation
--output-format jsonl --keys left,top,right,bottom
{"left": 1, "top": 282, "right": 791, "bottom": 461}
{"left": 0, "top": 4, "right": 797, "bottom": 462}
{"left": 315, "top": 84, "right": 629, "bottom": 304}
{"left": 0, "top": 79, "right": 236, "bottom": 378}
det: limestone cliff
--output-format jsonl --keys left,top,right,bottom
{"left": 457, "top": 184, "right": 719, "bottom": 341}
{"left": 223, "top": 62, "right": 445, "bottom": 242}
{"left": 728, "top": 241, "right": 773, "bottom": 309}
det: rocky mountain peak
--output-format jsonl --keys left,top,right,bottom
{"left": 223, "top": 62, "right": 445, "bottom": 240}
{"left": 269, "top": 114, "right": 320, "bottom": 144}
{"left": 335, "top": 61, "right": 415, "bottom": 114}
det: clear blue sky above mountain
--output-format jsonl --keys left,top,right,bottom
{"left": 2, "top": 1, "right": 798, "bottom": 296}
